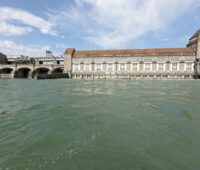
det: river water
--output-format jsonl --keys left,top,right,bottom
{"left": 0, "top": 79, "right": 200, "bottom": 170}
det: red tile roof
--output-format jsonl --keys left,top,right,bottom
{"left": 64, "top": 48, "right": 75, "bottom": 55}
{"left": 65, "top": 47, "right": 194, "bottom": 56}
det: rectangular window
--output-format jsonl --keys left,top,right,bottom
{"left": 73, "top": 64, "right": 79, "bottom": 71}
{"left": 158, "top": 63, "right": 165, "bottom": 71}
{"left": 132, "top": 63, "right": 138, "bottom": 71}
{"left": 96, "top": 64, "right": 102, "bottom": 71}
{"left": 108, "top": 63, "right": 114, "bottom": 71}
{"left": 60, "top": 61, "right": 64, "bottom": 65}
{"left": 84, "top": 64, "right": 90, "bottom": 71}
{"left": 120, "top": 63, "right": 126, "bottom": 71}
{"left": 43, "top": 61, "right": 54, "bottom": 65}
{"left": 171, "top": 57, "right": 179, "bottom": 61}
{"left": 144, "top": 63, "right": 151, "bottom": 71}
{"left": 172, "top": 63, "right": 178, "bottom": 71}
{"left": 186, "top": 63, "right": 193, "bottom": 71}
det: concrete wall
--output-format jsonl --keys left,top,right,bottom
{"left": 127, "top": 63, "right": 131, "bottom": 71}
{"left": 64, "top": 54, "right": 72, "bottom": 74}
{"left": 35, "top": 73, "right": 69, "bottom": 80}
{"left": 152, "top": 62, "right": 157, "bottom": 71}
{"left": 197, "top": 36, "right": 200, "bottom": 59}
{"left": 71, "top": 55, "right": 196, "bottom": 79}
{"left": 165, "top": 62, "right": 170, "bottom": 71}
{"left": 179, "top": 62, "right": 185, "bottom": 71}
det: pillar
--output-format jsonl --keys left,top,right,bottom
{"left": 10, "top": 70, "right": 16, "bottom": 79}
{"left": 64, "top": 48, "right": 75, "bottom": 78}
{"left": 139, "top": 62, "right": 143, "bottom": 72}
{"left": 48, "top": 70, "right": 52, "bottom": 74}
{"left": 28, "top": 70, "right": 33, "bottom": 79}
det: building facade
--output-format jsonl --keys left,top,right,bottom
{"left": 64, "top": 29, "right": 200, "bottom": 79}
{"left": 0, "top": 28, "right": 200, "bottom": 79}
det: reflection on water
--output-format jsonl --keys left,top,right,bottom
{"left": 0, "top": 79, "right": 200, "bottom": 170}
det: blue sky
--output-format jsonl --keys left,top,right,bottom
{"left": 0, "top": 0, "right": 199, "bottom": 56}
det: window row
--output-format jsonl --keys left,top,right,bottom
{"left": 73, "top": 62, "right": 194, "bottom": 72}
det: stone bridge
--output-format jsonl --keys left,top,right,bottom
{"left": 0, "top": 64, "right": 64, "bottom": 78}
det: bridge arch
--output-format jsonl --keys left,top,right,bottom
{"left": 34, "top": 67, "right": 50, "bottom": 75}
{"left": 35, "top": 65, "right": 52, "bottom": 70}
{"left": 0, "top": 67, "right": 14, "bottom": 74}
{"left": 14, "top": 67, "right": 32, "bottom": 78}
{"left": 17, "top": 66, "right": 33, "bottom": 71}
{"left": 52, "top": 67, "right": 64, "bottom": 74}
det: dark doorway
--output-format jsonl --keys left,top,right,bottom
{"left": 0, "top": 68, "right": 13, "bottom": 74}
{"left": 52, "top": 68, "right": 63, "bottom": 74}
{"left": 14, "top": 68, "right": 31, "bottom": 78}
{"left": 35, "top": 68, "right": 50, "bottom": 75}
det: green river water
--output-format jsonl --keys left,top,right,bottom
{"left": 0, "top": 79, "right": 200, "bottom": 170}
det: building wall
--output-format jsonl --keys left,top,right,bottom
{"left": 0, "top": 52, "right": 7, "bottom": 64}
{"left": 197, "top": 36, "right": 200, "bottom": 59}
{"left": 64, "top": 54, "right": 72, "bottom": 74}
{"left": 71, "top": 55, "right": 196, "bottom": 79}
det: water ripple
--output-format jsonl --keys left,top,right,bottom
{"left": 0, "top": 80, "right": 200, "bottom": 169}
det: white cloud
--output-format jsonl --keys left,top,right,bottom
{"left": 0, "top": 40, "right": 52, "bottom": 56}
{"left": 0, "top": 6, "right": 57, "bottom": 36}
{"left": 0, "top": 22, "right": 33, "bottom": 36}
{"left": 55, "top": 0, "right": 200, "bottom": 48}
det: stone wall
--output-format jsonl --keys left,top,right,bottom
{"left": 35, "top": 73, "right": 69, "bottom": 80}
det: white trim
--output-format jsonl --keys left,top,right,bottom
{"left": 157, "top": 62, "right": 166, "bottom": 71}
{"left": 119, "top": 63, "right": 127, "bottom": 71}
{"left": 107, "top": 63, "right": 114, "bottom": 72}
{"left": 131, "top": 62, "right": 139, "bottom": 71}
{"left": 171, "top": 62, "right": 179, "bottom": 71}
{"left": 84, "top": 63, "right": 91, "bottom": 71}
{"left": 95, "top": 63, "right": 103, "bottom": 71}
{"left": 144, "top": 62, "right": 152, "bottom": 71}
{"left": 73, "top": 64, "right": 80, "bottom": 71}
{"left": 185, "top": 62, "right": 194, "bottom": 71}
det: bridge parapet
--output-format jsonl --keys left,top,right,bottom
{"left": 35, "top": 64, "right": 64, "bottom": 71}
{"left": 51, "top": 64, "right": 64, "bottom": 68}
{"left": 0, "top": 64, "right": 15, "bottom": 70}
{"left": 16, "top": 64, "right": 34, "bottom": 70}
{"left": 35, "top": 64, "right": 54, "bottom": 71}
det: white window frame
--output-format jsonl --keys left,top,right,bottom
{"left": 157, "top": 62, "right": 165, "bottom": 71}
{"left": 43, "top": 61, "right": 54, "bottom": 65}
{"left": 107, "top": 63, "right": 114, "bottom": 72}
{"left": 73, "top": 64, "right": 80, "bottom": 72}
{"left": 60, "top": 61, "right": 64, "bottom": 65}
{"left": 119, "top": 63, "right": 126, "bottom": 71}
{"left": 185, "top": 62, "right": 194, "bottom": 71}
{"left": 144, "top": 62, "right": 152, "bottom": 71}
{"left": 131, "top": 62, "right": 139, "bottom": 71}
{"left": 95, "top": 63, "right": 102, "bottom": 71}
{"left": 171, "top": 62, "right": 179, "bottom": 71}
{"left": 84, "top": 63, "right": 91, "bottom": 71}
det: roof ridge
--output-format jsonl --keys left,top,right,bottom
{"left": 76, "top": 48, "right": 190, "bottom": 52}
{"left": 73, "top": 47, "right": 193, "bottom": 56}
